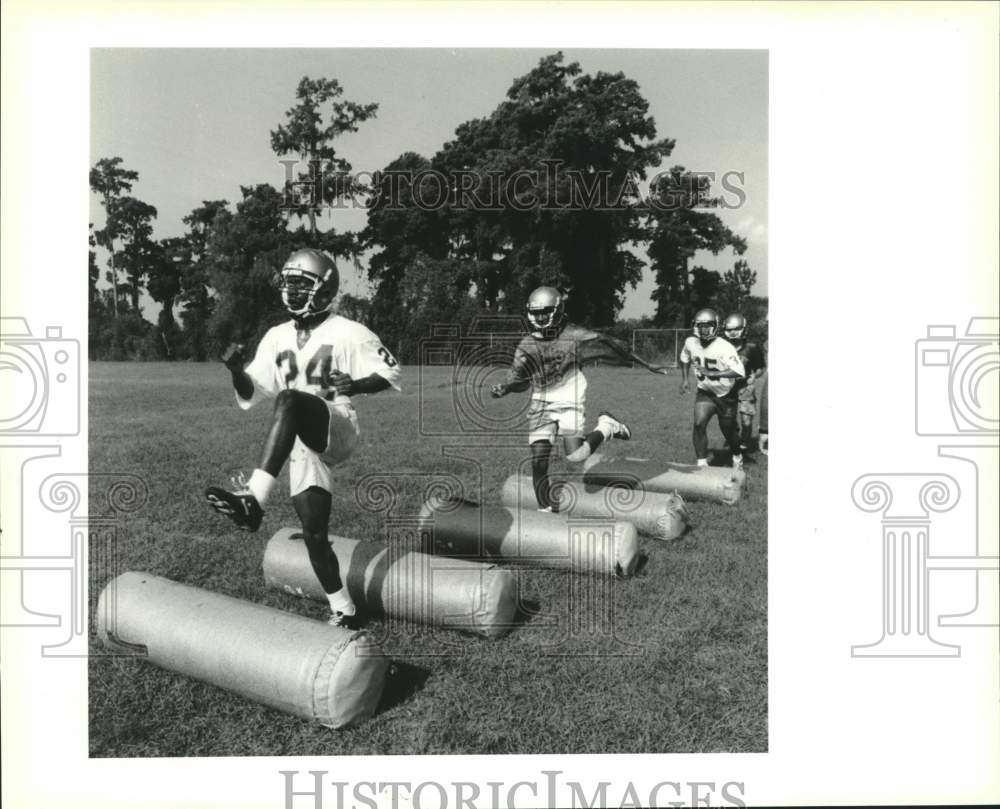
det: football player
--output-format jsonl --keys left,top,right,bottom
{"left": 679, "top": 308, "right": 746, "bottom": 476}
{"left": 205, "top": 248, "right": 400, "bottom": 628}
{"left": 723, "top": 313, "right": 766, "bottom": 458}
{"left": 490, "top": 286, "right": 668, "bottom": 512}
{"left": 758, "top": 337, "right": 769, "bottom": 455}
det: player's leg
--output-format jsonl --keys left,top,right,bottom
{"left": 738, "top": 396, "right": 756, "bottom": 456}
{"left": 253, "top": 387, "right": 330, "bottom": 486}
{"left": 692, "top": 391, "right": 716, "bottom": 466}
{"left": 565, "top": 411, "right": 631, "bottom": 463}
{"left": 526, "top": 402, "right": 559, "bottom": 512}
{"left": 530, "top": 440, "right": 555, "bottom": 511}
{"left": 205, "top": 389, "right": 330, "bottom": 531}
{"left": 717, "top": 396, "right": 744, "bottom": 476}
{"left": 758, "top": 370, "right": 769, "bottom": 455}
{"left": 291, "top": 485, "right": 357, "bottom": 626}
{"left": 295, "top": 404, "right": 360, "bottom": 624}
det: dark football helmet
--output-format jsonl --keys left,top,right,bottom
{"left": 277, "top": 249, "right": 340, "bottom": 322}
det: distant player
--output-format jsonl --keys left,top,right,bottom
{"left": 205, "top": 248, "right": 400, "bottom": 628}
{"left": 490, "top": 286, "right": 667, "bottom": 512}
{"left": 758, "top": 338, "right": 769, "bottom": 455}
{"left": 679, "top": 308, "right": 746, "bottom": 476}
{"left": 723, "top": 313, "right": 766, "bottom": 458}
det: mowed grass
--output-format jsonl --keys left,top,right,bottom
{"left": 88, "top": 361, "right": 766, "bottom": 756}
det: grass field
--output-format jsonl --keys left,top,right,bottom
{"left": 88, "top": 361, "right": 766, "bottom": 757}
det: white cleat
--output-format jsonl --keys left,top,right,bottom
{"left": 732, "top": 455, "right": 744, "bottom": 480}
{"left": 597, "top": 411, "right": 632, "bottom": 441}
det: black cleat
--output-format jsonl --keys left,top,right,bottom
{"left": 205, "top": 486, "right": 264, "bottom": 532}
{"left": 327, "top": 611, "right": 363, "bottom": 630}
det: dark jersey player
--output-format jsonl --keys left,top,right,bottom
{"left": 679, "top": 308, "right": 746, "bottom": 477}
{"left": 490, "top": 286, "right": 667, "bottom": 511}
{"left": 723, "top": 313, "right": 766, "bottom": 457}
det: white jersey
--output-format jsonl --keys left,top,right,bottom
{"left": 680, "top": 335, "right": 744, "bottom": 398}
{"left": 238, "top": 314, "right": 400, "bottom": 410}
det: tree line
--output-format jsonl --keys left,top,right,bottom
{"left": 89, "top": 53, "right": 765, "bottom": 363}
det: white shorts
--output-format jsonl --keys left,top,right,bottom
{"left": 289, "top": 403, "right": 360, "bottom": 497}
{"left": 527, "top": 398, "right": 585, "bottom": 444}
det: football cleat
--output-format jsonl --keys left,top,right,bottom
{"left": 537, "top": 505, "right": 554, "bottom": 514}
{"left": 327, "top": 611, "right": 361, "bottom": 630}
{"left": 693, "top": 309, "right": 719, "bottom": 342}
{"left": 205, "top": 485, "right": 264, "bottom": 532}
{"left": 277, "top": 248, "right": 340, "bottom": 323}
{"left": 526, "top": 286, "right": 566, "bottom": 332}
{"left": 598, "top": 411, "right": 632, "bottom": 441}
{"left": 723, "top": 313, "right": 747, "bottom": 342}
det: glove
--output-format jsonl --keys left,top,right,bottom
{"left": 222, "top": 343, "right": 247, "bottom": 371}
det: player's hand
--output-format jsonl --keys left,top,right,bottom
{"left": 329, "top": 370, "right": 354, "bottom": 396}
{"left": 222, "top": 343, "right": 247, "bottom": 371}
{"left": 490, "top": 382, "right": 508, "bottom": 399}
{"left": 679, "top": 378, "right": 690, "bottom": 394}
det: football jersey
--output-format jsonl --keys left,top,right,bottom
{"left": 506, "top": 324, "right": 632, "bottom": 406}
{"left": 680, "top": 335, "right": 745, "bottom": 398}
{"left": 732, "top": 340, "right": 765, "bottom": 400}
{"left": 238, "top": 314, "right": 400, "bottom": 410}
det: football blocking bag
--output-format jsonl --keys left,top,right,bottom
{"left": 418, "top": 497, "right": 640, "bottom": 577}
{"left": 500, "top": 474, "right": 689, "bottom": 541}
{"left": 263, "top": 529, "right": 518, "bottom": 639}
{"left": 96, "top": 572, "right": 389, "bottom": 729}
{"left": 582, "top": 457, "right": 746, "bottom": 505}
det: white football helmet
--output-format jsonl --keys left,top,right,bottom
{"left": 693, "top": 308, "right": 719, "bottom": 342}
{"left": 526, "top": 286, "right": 566, "bottom": 332}
{"left": 724, "top": 313, "right": 746, "bottom": 342}
{"left": 278, "top": 249, "right": 340, "bottom": 322}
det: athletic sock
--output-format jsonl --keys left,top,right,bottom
{"left": 327, "top": 587, "right": 356, "bottom": 616}
{"left": 246, "top": 469, "right": 276, "bottom": 506}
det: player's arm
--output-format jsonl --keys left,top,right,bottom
{"left": 330, "top": 372, "right": 392, "bottom": 396}
{"left": 336, "top": 336, "right": 401, "bottom": 397}
{"left": 491, "top": 346, "right": 532, "bottom": 398}
{"left": 222, "top": 343, "right": 254, "bottom": 400}
{"left": 679, "top": 341, "right": 693, "bottom": 393}
{"left": 575, "top": 328, "right": 669, "bottom": 375}
{"left": 700, "top": 353, "right": 746, "bottom": 380}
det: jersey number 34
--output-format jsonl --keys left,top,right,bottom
{"left": 275, "top": 344, "right": 396, "bottom": 396}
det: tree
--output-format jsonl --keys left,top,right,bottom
{"left": 715, "top": 259, "right": 758, "bottom": 317}
{"left": 178, "top": 200, "right": 228, "bottom": 360}
{"left": 204, "top": 185, "right": 288, "bottom": 352}
{"left": 107, "top": 196, "right": 159, "bottom": 311}
{"left": 146, "top": 237, "right": 190, "bottom": 358}
{"left": 270, "top": 76, "right": 378, "bottom": 233}
{"left": 90, "top": 157, "right": 139, "bottom": 317}
{"left": 427, "top": 52, "right": 675, "bottom": 326}
{"left": 646, "top": 167, "right": 747, "bottom": 326}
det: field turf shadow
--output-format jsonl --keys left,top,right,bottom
{"left": 376, "top": 661, "right": 431, "bottom": 715}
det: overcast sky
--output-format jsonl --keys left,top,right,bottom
{"left": 90, "top": 48, "right": 767, "bottom": 319}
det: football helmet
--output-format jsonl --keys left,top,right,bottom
{"left": 277, "top": 249, "right": 340, "bottom": 321}
{"left": 724, "top": 313, "right": 747, "bottom": 342}
{"left": 693, "top": 308, "right": 719, "bottom": 342}
{"left": 526, "top": 286, "right": 566, "bottom": 332}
